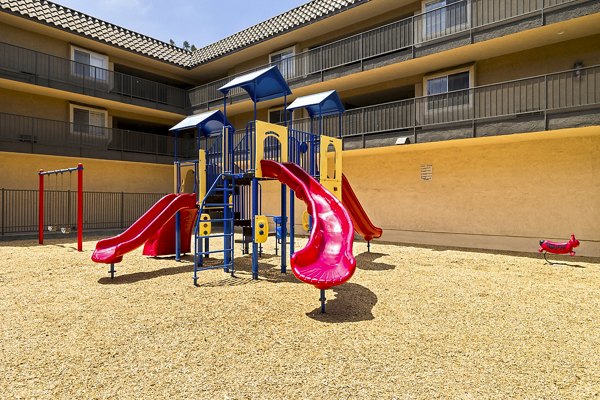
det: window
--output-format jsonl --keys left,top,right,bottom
{"left": 270, "top": 47, "right": 295, "bottom": 79}
{"left": 423, "top": 0, "right": 469, "bottom": 40}
{"left": 70, "top": 105, "right": 108, "bottom": 136}
{"left": 71, "top": 46, "right": 109, "bottom": 81}
{"left": 426, "top": 69, "right": 472, "bottom": 109}
{"left": 268, "top": 108, "right": 288, "bottom": 126}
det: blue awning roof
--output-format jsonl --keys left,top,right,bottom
{"left": 218, "top": 66, "right": 292, "bottom": 103}
{"left": 169, "top": 110, "right": 231, "bottom": 135}
{"left": 287, "top": 90, "right": 345, "bottom": 117}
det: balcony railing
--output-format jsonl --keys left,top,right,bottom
{"left": 0, "top": 112, "right": 196, "bottom": 161}
{"left": 1, "top": 66, "right": 597, "bottom": 160}
{"left": 0, "top": 42, "right": 189, "bottom": 112}
{"left": 188, "top": 0, "right": 586, "bottom": 109}
{"left": 286, "top": 65, "right": 600, "bottom": 143}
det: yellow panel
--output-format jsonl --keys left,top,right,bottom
{"left": 254, "top": 120, "right": 288, "bottom": 178}
{"left": 173, "top": 163, "right": 178, "bottom": 194}
{"left": 319, "top": 136, "right": 343, "bottom": 200}
{"left": 302, "top": 210, "right": 310, "bottom": 232}
{"left": 198, "top": 213, "right": 211, "bottom": 236}
{"left": 254, "top": 215, "right": 269, "bottom": 243}
{"left": 198, "top": 149, "right": 206, "bottom": 200}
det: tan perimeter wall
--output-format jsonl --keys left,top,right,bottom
{"left": 261, "top": 126, "right": 600, "bottom": 257}
{"left": 1, "top": 152, "right": 172, "bottom": 193}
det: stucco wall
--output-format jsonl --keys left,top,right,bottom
{"left": 0, "top": 152, "right": 172, "bottom": 193}
{"left": 0, "top": 21, "right": 69, "bottom": 58}
{"left": 476, "top": 34, "right": 600, "bottom": 85}
{"left": 260, "top": 126, "right": 600, "bottom": 257}
{"left": 0, "top": 88, "right": 69, "bottom": 120}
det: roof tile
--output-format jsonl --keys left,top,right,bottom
{"left": 0, "top": 0, "right": 368, "bottom": 68}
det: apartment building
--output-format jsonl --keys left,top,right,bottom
{"left": 1, "top": 0, "right": 598, "bottom": 254}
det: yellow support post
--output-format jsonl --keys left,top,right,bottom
{"left": 198, "top": 149, "right": 206, "bottom": 201}
{"left": 302, "top": 210, "right": 310, "bottom": 231}
{"left": 173, "top": 163, "right": 178, "bottom": 194}
{"left": 319, "top": 136, "right": 343, "bottom": 200}
{"left": 254, "top": 120, "right": 288, "bottom": 178}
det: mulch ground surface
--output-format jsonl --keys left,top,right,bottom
{"left": 1, "top": 234, "right": 598, "bottom": 399}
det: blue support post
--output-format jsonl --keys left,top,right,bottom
{"left": 223, "top": 177, "right": 231, "bottom": 273}
{"left": 281, "top": 183, "right": 287, "bottom": 274}
{"left": 194, "top": 231, "right": 203, "bottom": 286}
{"left": 251, "top": 177, "right": 259, "bottom": 279}
{"left": 175, "top": 161, "right": 181, "bottom": 262}
{"left": 290, "top": 187, "right": 295, "bottom": 256}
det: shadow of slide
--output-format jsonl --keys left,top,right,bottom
{"left": 307, "top": 283, "right": 377, "bottom": 323}
{"left": 98, "top": 263, "right": 195, "bottom": 285}
{"left": 355, "top": 252, "right": 395, "bottom": 271}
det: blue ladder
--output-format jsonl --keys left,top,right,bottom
{"left": 193, "top": 174, "right": 237, "bottom": 286}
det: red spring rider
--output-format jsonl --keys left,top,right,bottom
{"left": 539, "top": 234, "right": 580, "bottom": 262}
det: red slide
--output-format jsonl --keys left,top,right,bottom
{"left": 261, "top": 160, "right": 356, "bottom": 290}
{"left": 342, "top": 174, "right": 383, "bottom": 242}
{"left": 142, "top": 208, "right": 198, "bottom": 257}
{"left": 92, "top": 194, "right": 197, "bottom": 264}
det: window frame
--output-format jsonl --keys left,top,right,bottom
{"left": 267, "top": 107, "right": 289, "bottom": 126}
{"left": 421, "top": 0, "right": 471, "bottom": 42}
{"left": 70, "top": 45, "right": 109, "bottom": 82}
{"left": 423, "top": 65, "right": 475, "bottom": 115}
{"left": 269, "top": 46, "right": 296, "bottom": 79}
{"left": 69, "top": 104, "right": 109, "bottom": 137}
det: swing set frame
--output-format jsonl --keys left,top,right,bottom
{"left": 38, "top": 163, "right": 84, "bottom": 252}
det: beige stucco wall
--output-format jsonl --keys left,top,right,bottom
{"left": 0, "top": 88, "right": 69, "bottom": 121}
{"left": 259, "top": 126, "right": 600, "bottom": 257}
{"left": 477, "top": 35, "right": 600, "bottom": 85}
{"left": 0, "top": 21, "right": 69, "bottom": 58}
{"left": 0, "top": 152, "right": 172, "bottom": 193}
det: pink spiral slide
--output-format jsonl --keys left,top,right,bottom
{"left": 260, "top": 160, "right": 356, "bottom": 290}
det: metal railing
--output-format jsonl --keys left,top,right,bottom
{"left": 0, "top": 112, "right": 196, "bottom": 160}
{"left": 0, "top": 42, "right": 189, "bottom": 111}
{"left": 0, "top": 189, "right": 166, "bottom": 235}
{"left": 188, "top": 0, "right": 584, "bottom": 109}
{"left": 284, "top": 65, "right": 599, "bottom": 139}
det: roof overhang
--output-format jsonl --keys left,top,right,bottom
{"left": 218, "top": 66, "right": 292, "bottom": 103}
{"left": 287, "top": 90, "right": 345, "bottom": 117}
{"left": 169, "top": 110, "right": 230, "bottom": 135}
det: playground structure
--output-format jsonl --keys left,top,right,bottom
{"left": 92, "top": 66, "right": 382, "bottom": 311}
{"left": 38, "top": 163, "right": 83, "bottom": 252}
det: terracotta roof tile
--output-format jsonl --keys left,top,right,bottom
{"left": 0, "top": 0, "right": 369, "bottom": 68}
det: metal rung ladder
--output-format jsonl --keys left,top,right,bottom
{"left": 193, "top": 174, "right": 237, "bottom": 286}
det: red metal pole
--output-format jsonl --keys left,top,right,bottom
{"left": 39, "top": 169, "right": 44, "bottom": 245}
{"left": 77, "top": 163, "right": 83, "bottom": 252}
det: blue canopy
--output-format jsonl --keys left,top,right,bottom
{"left": 218, "top": 66, "right": 292, "bottom": 103}
{"left": 169, "top": 110, "right": 231, "bottom": 136}
{"left": 287, "top": 90, "right": 345, "bottom": 118}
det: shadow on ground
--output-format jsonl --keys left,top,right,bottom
{"left": 306, "top": 283, "right": 377, "bottom": 323}
{"left": 97, "top": 253, "right": 297, "bottom": 287}
{"left": 355, "top": 252, "right": 395, "bottom": 271}
{"left": 544, "top": 260, "right": 586, "bottom": 269}
{"left": 98, "top": 262, "right": 195, "bottom": 285}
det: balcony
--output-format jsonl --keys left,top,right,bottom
{"left": 0, "top": 42, "right": 189, "bottom": 113}
{"left": 188, "top": 0, "right": 597, "bottom": 110}
{"left": 0, "top": 112, "right": 196, "bottom": 163}
{"left": 287, "top": 65, "right": 600, "bottom": 148}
